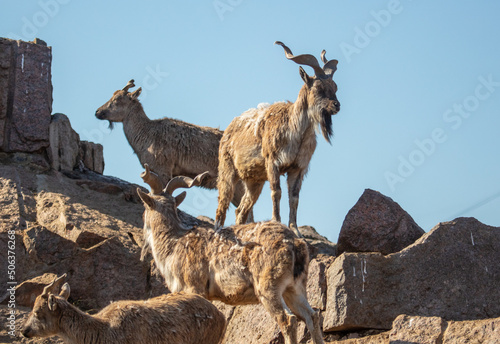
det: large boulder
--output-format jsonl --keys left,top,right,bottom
{"left": 48, "top": 113, "right": 80, "bottom": 172}
{"left": 337, "top": 189, "right": 425, "bottom": 255}
{"left": 324, "top": 217, "right": 500, "bottom": 331}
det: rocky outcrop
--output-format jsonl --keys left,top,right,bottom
{"left": 337, "top": 188, "right": 425, "bottom": 255}
{"left": 0, "top": 39, "right": 103, "bottom": 174}
{"left": 48, "top": 113, "right": 104, "bottom": 174}
{"left": 0, "top": 37, "right": 499, "bottom": 344}
{"left": 0, "top": 38, "right": 52, "bottom": 152}
{"left": 325, "top": 217, "right": 500, "bottom": 332}
{"left": 48, "top": 113, "right": 80, "bottom": 172}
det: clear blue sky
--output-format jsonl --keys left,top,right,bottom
{"left": 2, "top": 0, "right": 499, "bottom": 241}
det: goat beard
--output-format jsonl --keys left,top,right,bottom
{"left": 320, "top": 109, "right": 333, "bottom": 144}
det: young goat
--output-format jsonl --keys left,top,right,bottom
{"left": 22, "top": 274, "right": 226, "bottom": 344}
{"left": 215, "top": 42, "right": 340, "bottom": 236}
{"left": 138, "top": 167, "right": 325, "bottom": 344}
{"left": 95, "top": 80, "right": 250, "bottom": 218}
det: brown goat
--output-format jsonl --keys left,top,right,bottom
{"left": 22, "top": 274, "right": 226, "bottom": 344}
{"left": 215, "top": 42, "right": 340, "bottom": 235}
{"left": 137, "top": 167, "right": 325, "bottom": 344}
{"left": 95, "top": 80, "right": 251, "bottom": 219}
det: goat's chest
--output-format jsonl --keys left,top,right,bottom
{"left": 271, "top": 125, "right": 317, "bottom": 171}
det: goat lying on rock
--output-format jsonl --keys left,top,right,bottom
{"left": 22, "top": 274, "right": 226, "bottom": 344}
{"left": 215, "top": 42, "right": 340, "bottom": 236}
{"left": 138, "top": 167, "right": 325, "bottom": 344}
{"left": 95, "top": 80, "right": 250, "bottom": 219}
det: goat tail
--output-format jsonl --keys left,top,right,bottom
{"left": 293, "top": 238, "right": 310, "bottom": 280}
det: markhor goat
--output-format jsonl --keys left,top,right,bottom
{"left": 215, "top": 42, "right": 340, "bottom": 235}
{"left": 22, "top": 274, "right": 226, "bottom": 344}
{"left": 95, "top": 80, "right": 250, "bottom": 216}
{"left": 138, "top": 167, "right": 325, "bottom": 344}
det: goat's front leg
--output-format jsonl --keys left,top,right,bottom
{"left": 266, "top": 159, "right": 281, "bottom": 223}
{"left": 286, "top": 170, "right": 305, "bottom": 237}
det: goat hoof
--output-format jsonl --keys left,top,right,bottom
{"left": 289, "top": 224, "right": 303, "bottom": 238}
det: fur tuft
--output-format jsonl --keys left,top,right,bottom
{"left": 293, "top": 238, "right": 309, "bottom": 279}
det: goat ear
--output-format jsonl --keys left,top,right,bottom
{"left": 59, "top": 283, "right": 70, "bottom": 300}
{"left": 299, "top": 66, "right": 312, "bottom": 86}
{"left": 48, "top": 295, "right": 58, "bottom": 311}
{"left": 137, "top": 188, "right": 156, "bottom": 209}
{"left": 174, "top": 191, "right": 187, "bottom": 207}
{"left": 129, "top": 87, "right": 142, "bottom": 99}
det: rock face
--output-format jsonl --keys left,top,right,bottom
{"left": 48, "top": 113, "right": 80, "bottom": 171}
{"left": 388, "top": 315, "right": 500, "bottom": 344}
{"left": 48, "top": 113, "right": 104, "bottom": 174}
{"left": 337, "top": 189, "right": 425, "bottom": 255}
{"left": 324, "top": 217, "right": 500, "bottom": 331}
{"left": 0, "top": 38, "right": 52, "bottom": 152}
{"left": 79, "top": 140, "right": 104, "bottom": 174}
{"left": 0, "top": 38, "right": 103, "bottom": 174}
{"left": 0, "top": 161, "right": 167, "bottom": 313}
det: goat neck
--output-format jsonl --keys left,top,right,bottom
{"left": 56, "top": 299, "right": 110, "bottom": 344}
{"left": 122, "top": 101, "right": 151, "bottom": 149}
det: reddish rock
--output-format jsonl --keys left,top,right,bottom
{"left": 0, "top": 38, "right": 52, "bottom": 152}
{"left": 79, "top": 140, "right": 104, "bottom": 174}
{"left": 299, "top": 225, "right": 337, "bottom": 258}
{"left": 324, "top": 218, "right": 500, "bottom": 331}
{"left": 337, "top": 189, "right": 424, "bottom": 255}
{"left": 48, "top": 113, "right": 80, "bottom": 171}
{"left": 23, "top": 226, "right": 78, "bottom": 265}
{"left": 307, "top": 256, "right": 334, "bottom": 310}
{"left": 389, "top": 315, "right": 446, "bottom": 343}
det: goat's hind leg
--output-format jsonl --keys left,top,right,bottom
{"left": 215, "top": 156, "right": 238, "bottom": 229}
{"left": 283, "top": 288, "right": 324, "bottom": 344}
{"left": 258, "top": 293, "right": 298, "bottom": 344}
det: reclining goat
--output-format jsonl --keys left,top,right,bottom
{"left": 22, "top": 274, "right": 226, "bottom": 344}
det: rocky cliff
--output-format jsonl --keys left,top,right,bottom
{"left": 0, "top": 38, "right": 499, "bottom": 344}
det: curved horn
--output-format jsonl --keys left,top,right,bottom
{"left": 140, "top": 164, "right": 164, "bottom": 195}
{"left": 122, "top": 79, "right": 135, "bottom": 92}
{"left": 275, "top": 41, "right": 326, "bottom": 78}
{"left": 42, "top": 274, "right": 67, "bottom": 296}
{"left": 320, "top": 50, "right": 338, "bottom": 78}
{"left": 164, "top": 171, "right": 210, "bottom": 195}
{"left": 320, "top": 50, "right": 328, "bottom": 64}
